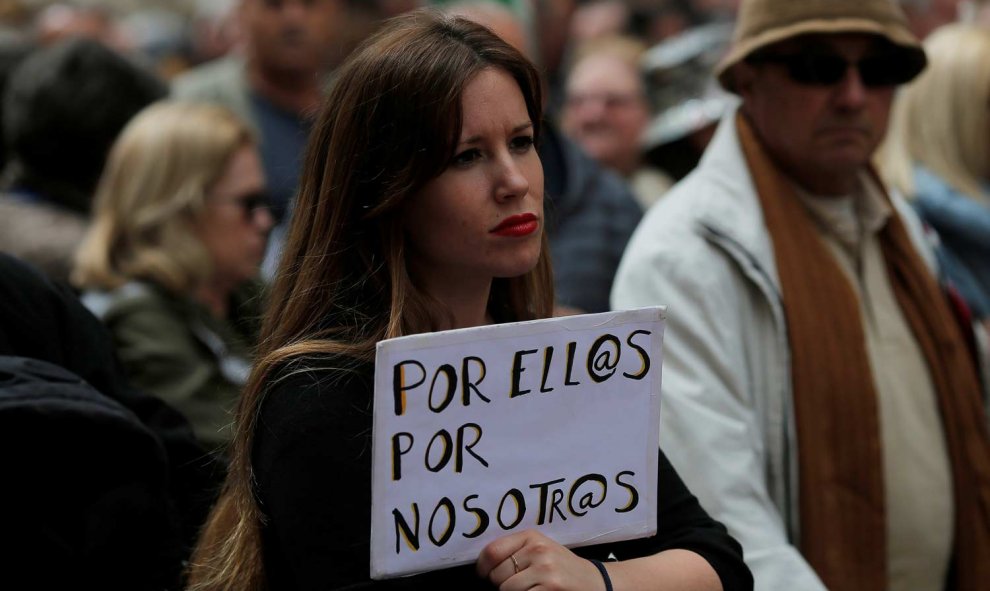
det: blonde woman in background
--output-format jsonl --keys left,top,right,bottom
{"left": 879, "top": 23, "right": 990, "bottom": 413}
{"left": 74, "top": 101, "right": 274, "bottom": 450}
{"left": 880, "top": 24, "right": 990, "bottom": 330}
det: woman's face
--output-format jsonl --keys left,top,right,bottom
{"left": 194, "top": 144, "right": 274, "bottom": 289}
{"left": 403, "top": 67, "right": 544, "bottom": 296}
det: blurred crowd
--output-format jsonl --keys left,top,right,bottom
{"left": 1, "top": 0, "right": 990, "bottom": 589}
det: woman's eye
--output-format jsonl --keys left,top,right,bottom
{"left": 452, "top": 148, "right": 481, "bottom": 167}
{"left": 510, "top": 135, "right": 534, "bottom": 153}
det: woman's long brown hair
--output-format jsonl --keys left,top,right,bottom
{"left": 186, "top": 10, "right": 552, "bottom": 590}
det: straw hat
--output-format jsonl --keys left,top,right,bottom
{"left": 716, "top": 0, "right": 926, "bottom": 92}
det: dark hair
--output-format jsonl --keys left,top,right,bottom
{"left": 269, "top": 6, "right": 549, "bottom": 353}
{"left": 0, "top": 36, "right": 35, "bottom": 169}
{"left": 2, "top": 38, "right": 166, "bottom": 212}
{"left": 188, "top": 10, "right": 551, "bottom": 590}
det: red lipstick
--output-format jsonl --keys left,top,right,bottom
{"left": 490, "top": 213, "right": 539, "bottom": 237}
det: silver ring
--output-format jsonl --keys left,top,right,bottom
{"left": 510, "top": 553, "right": 520, "bottom": 573}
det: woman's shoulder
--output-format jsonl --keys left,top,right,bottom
{"left": 911, "top": 166, "right": 984, "bottom": 213}
{"left": 81, "top": 281, "right": 194, "bottom": 344}
{"left": 253, "top": 355, "right": 377, "bottom": 495}
{"left": 266, "top": 355, "right": 373, "bottom": 392}
{"left": 259, "top": 356, "right": 376, "bottom": 429}
{"left": 81, "top": 280, "right": 164, "bottom": 318}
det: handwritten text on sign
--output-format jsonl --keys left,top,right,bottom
{"left": 370, "top": 307, "right": 665, "bottom": 578}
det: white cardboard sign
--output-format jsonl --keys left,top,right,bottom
{"left": 370, "top": 307, "right": 666, "bottom": 579}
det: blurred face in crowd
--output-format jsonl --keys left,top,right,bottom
{"left": 736, "top": 33, "right": 897, "bottom": 195}
{"left": 240, "top": 0, "right": 345, "bottom": 75}
{"left": 404, "top": 68, "right": 544, "bottom": 299}
{"left": 562, "top": 53, "right": 650, "bottom": 176}
{"left": 195, "top": 144, "right": 274, "bottom": 288}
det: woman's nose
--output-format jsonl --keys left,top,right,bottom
{"left": 494, "top": 156, "right": 530, "bottom": 202}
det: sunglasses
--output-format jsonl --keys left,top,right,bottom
{"left": 747, "top": 51, "right": 914, "bottom": 87}
{"left": 217, "top": 191, "right": 272, "bottom": 221}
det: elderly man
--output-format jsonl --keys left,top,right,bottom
{"left": 173, "top": 0, "right": 386, "bottom": 223}
{"left": 611, "top": 1, "right": 990, "bottom": 590}
{"left": 174, "top": 0, "right": 391, "bottom": 277}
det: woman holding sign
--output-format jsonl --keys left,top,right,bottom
{"left": 188, "top": 9, "right": 750, "bottom": 591}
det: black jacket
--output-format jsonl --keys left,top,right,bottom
{"left": 0, "top": 253, "right": 223, "bottom": 589}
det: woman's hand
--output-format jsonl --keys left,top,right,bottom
{"left": 476, "top": 529, "right": 607, "bottom": 591}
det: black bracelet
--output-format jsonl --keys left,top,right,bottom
{"left": 588, "top": 558, "right": 614, "bottom": 591}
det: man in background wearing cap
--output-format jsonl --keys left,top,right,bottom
{"left": 612, "top": 1, "right": 990, "bottom": 589}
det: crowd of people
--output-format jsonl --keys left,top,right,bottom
{"left": 1, "top": 0, "right": 990, "bottom": 590}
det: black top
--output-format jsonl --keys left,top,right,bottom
{"left": 254, "top": 360, "right": 752, "bottom": 591}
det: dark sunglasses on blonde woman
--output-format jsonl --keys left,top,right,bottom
{"left": 218, "top": 191, "right": 271, "bottom": 221}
